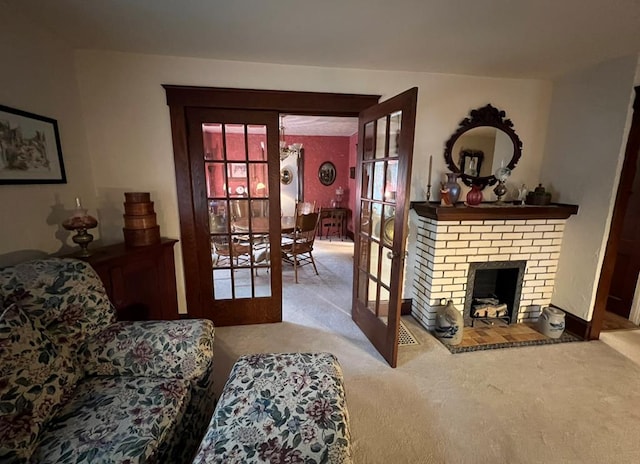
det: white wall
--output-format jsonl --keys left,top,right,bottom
{"left": 0, "top": 5, "right": 95, "bottom": 266}
{"left": 540, "top": 55, "right": 639, "bottom": 321}
{"left": 73, "top": 50, "right": 552, "bottom": 312}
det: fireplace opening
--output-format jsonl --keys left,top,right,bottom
{"left": 463, "top": 260, "right": 526, "bottom": 327}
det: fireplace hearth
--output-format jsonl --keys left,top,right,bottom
{"left": 464, "top": 260, "right": 526, "bottom": 327}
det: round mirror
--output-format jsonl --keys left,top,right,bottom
{"left": 318, "top": 161, "right": 336, "bottom": 186}
{"left": 444, "top": 104, "right": 522, "bottom": 188}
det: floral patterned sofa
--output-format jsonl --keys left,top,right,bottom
{"left": 193, "top": 352, "right": 352, "bottom": 464}
{"left": 0, "top": 258, "right": 216, "bottom": 464}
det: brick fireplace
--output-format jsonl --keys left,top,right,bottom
{"left": 410, "top": 203, "right": 578, "bottom": 330}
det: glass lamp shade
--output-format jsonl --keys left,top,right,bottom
{"left": 495, "top": 166, "right": 512, "bottom": 182}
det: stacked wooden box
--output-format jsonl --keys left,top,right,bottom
{"left": 123, "top": 192, "right": 161, "bottom": 247}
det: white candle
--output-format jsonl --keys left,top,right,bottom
{"left": 75, "top": 197, "right": 81, "bottom": 208}
{"left": 428, "top": 155, "right": 433, "bottom": 183}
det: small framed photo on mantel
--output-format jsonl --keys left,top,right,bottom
{"left": 0, "top": 104, "right": 66, "bottom": 185}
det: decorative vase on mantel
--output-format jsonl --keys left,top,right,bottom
{"left": 466, "top": 184, "right": 483, "bottom": 206}
{"left": 444, "top": 173, "right": 461, "bottom": 204}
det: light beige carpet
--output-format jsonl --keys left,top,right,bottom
{"left": 212, "top": 239, "right": 640, "bottom": 464}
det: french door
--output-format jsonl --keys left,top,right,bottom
{"left": 185, "top": 108, "right": 283, "bottom": 325}
{"left": 352, "top": 88, "right": 418, "bottom": 367}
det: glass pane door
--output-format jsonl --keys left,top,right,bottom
{"left": 352, "top": 88, "right": 417, "bottom": 367}
{"left": 187, "top": 108, "right": 282, "bottom": 326}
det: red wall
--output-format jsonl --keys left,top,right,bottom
{"left": 283, "top": 135, "right": 351, "bottom": 210}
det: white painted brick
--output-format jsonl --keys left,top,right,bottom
{"left": 533, "top": 224, "right": 555, "bottom": 232}
{"left": 527, "top": 260, "right": 539, "bottom": 267}
{"left": 437, "top": 221, "right": 461, "bottom": 226}
{"left": 541, "top": 245, "right": 562, "bottom": 253}
{"left": 453, "top": 277, "right": 468, "bottom": 284}
{"left": 500, "top": 247, "right": 521, "bottom": 254}
{"left": 451, "top": 291, "right": 467, "bottom": 299}
{"left": 534, "top": 239, "right": 553, "bottom": 246}
{"left": 503, "top": 232, "right": 524, "bottom": 240}
{"left": 435, "top": 263, "right": 457, "bottom": 271}
{"left": 510, "top": 253, "right": 531, "bottom": 260}
{"left": 520, "top": 246, "right": 541, "bottom": 253}
{"left": 549, "top": 252, "right": 561, "bottom": 260}
{"left": 538, "top": 260, "right": 557, "bottom": 267}
{"left": 433, "top": 256, "right": 445, "bottom": 263}
{"left": 456, "top": 248, "right": 478, "bottom": 256}
{"left": 437, "top": 233, "right": 460, "bottom": 241}
{"left": 433, "top": 247, "right": 460, "bottom": 257}
{"left": 538, "top": 273, "right": 556, "bottom": 280}
{"left": 512, "top": 239, "right": 533, "bottom": 247}
{"left": 448, "top": 225, "right": 471, "bottom": 233}
{"left": 469, "top": 225, "right": 493, "bottom": 233}
{"left": 533, "top": 299, "right": 551, "bottom": 305}
{"left": 447, "top": 241, "right": 470, "bottom": 249}
{"left": 521, "top": 287, "right": 537, "bottom": 295}
{"left": 509, "top": 220, "right": 528, "bottom": 225}
{"left": 530, "top": 253, "right": 551, "bottom": 260}
{"left": 538, "top": 286, "right": 555, "bottom": 293}
{"left": 482, "top": 233, "right": 503, "bottom": 240}
{"left": 442, "top": 284, "right": 464, "bottom": 292}
{"left": 484, "top": 220, "right": 506, "bottom": 225}
{"left": 514, "top": 225, "right": 534, "bottom": 232}
{"left": 491, "top": 240, "right": 513, "bottom": 247}
{"left": 520, "top": 299, "right": 533, "bottom": 306}
{"left": 527, "top": 266, "right": 547, "bottom": 274}
{"left": 478, "top": 247, "right": 499, "bottom": 254}
{"left": 523, "top": 232, "right": 543, "bottom": 239}
{"left": 493, "top": 225, "right": 515, "bottom": 232}
{"left": 489, "top": 254, "right": 511, "bottom": 261}
{"left": 429, "top": 285, "right": 442, "bottom": 293}
{"left": 542, "top": 292, "right": 554, "bottom": 300}
{"left": 446, "top": 270, "right": 467, "bottom": 278}
{"left": 432, "top": 277, "right": 453, "bottom": 286}
{"left": 545, "top": 279, "right": 555, "bottom": 286}
{"left": 554, "top": 224, "right": 565, "bottom": 232}
{"left": 470, "top": 240, "right": 487, "bottom": 248}
{"left": 547, "top": 266, "right": 558, "bottom": 273}
{"left": 525, "top": 219, "right": 547, "bottom": 225}
{"left": 455, "top": 263, "right": 470, "bottom": 271}
{"left": 432, "top": 271, "right": 445, "bottom": 279}
{"left": 460, "top": 233, "right": 481, "bottom": 240}
{"left": 552, "top": 238, "right": 563, "bottom": 246}
{"left": 445, "top": 256, "right": 468, "bottom": 263}
{"left": 546, "top": 219, "right": 565, "bottom": 224}
{"left": 461, "top": 220, "right": 482, "bottom": 225}
{"left": 543, "top": 231, "right": 564, "bottom": 239}
{"left": 468, "top": 255, "right": 489, "bottom": 262}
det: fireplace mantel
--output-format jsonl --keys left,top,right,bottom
{"left": 411, "top": 202, "right": 578, "bottom": 221}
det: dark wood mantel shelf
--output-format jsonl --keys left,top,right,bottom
{"left": 411, "top": 202, "right": 579, "bottom": 221}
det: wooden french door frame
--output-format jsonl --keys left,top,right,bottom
{"left": 164, "top": 86, "right": 380, "bottom": 320}
{"left": 352, "top": 87, "right": 418, "bottom": 367}
{"left": 591, "top": 85, "right": 640, "bottom": 339}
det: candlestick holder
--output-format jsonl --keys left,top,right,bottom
{"left": 426, "top": 184, "right": 432, "bottom": 202}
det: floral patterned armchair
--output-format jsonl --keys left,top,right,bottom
{"left": 0, "top": 258, "right": 215, "bottom": 464}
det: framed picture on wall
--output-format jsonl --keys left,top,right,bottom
{"left": 0, "top": 104, "right": 66, "bottom": 184}
{"left": 228, "top": 163, "right": 247, "bottom": 179}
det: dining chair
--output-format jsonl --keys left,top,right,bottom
{"left": 211, "top": 237, "right": 251, "bottom": 267}
{"left": 281, "top": 211, "right": 321, "bottom": 283}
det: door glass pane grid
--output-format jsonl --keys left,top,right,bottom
{"left": 363, "top": 121, "right": 375, "bottom": 160}
{"left": 362, "top": 162, "right": 374, "bottom": 200}
{"left": 371, "top": 161, "right": 387, "bottom": 202}
{"left": 385, "top": 160, "right": 398, "bottom": 204}
{"left": 247, "top": 125, "right": 267, "bottom": 162}
{"left": 375, "top": 116, "right": 389, "bottom": 159}
{"left": 204, "top": 121, "right": 272, "bottom": 301}
{"left": 389, "top": 111, "right": 402, "bottom": 158}
{"left": 202, "top": 123, "right": 223, "bottom": 160}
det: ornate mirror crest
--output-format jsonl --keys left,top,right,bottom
{"left": 444, "top": 104, "right": 523, "bottom": 188}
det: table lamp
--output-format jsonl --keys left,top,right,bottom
{"left": 62, "top": 197, "right": 98, "bottom": 257}
{"left": 335, "top": 186, "right": 344, "bottom": 207}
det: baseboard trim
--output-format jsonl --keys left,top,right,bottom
{"left": 401, "top": 298, "right": 412, "bottom": 316}
{"left": 551, "top": 304, "right": 591, "bottom": 340}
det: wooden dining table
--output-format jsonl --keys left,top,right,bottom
{"left": 232, "top": 216, "right": 296, "bottom": 234}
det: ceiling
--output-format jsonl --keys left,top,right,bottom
{"left": 6, "top": 0, "right": 640, "bottom": 80}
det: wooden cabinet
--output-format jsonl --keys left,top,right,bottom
{"left": 73, "top": 238, "right": 179, "bottom": 321}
